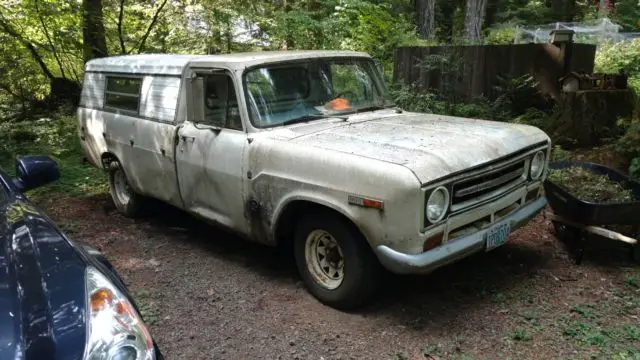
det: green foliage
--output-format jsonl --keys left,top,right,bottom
{"left": 510, "top": 328, "right": 532, "bottom": 341}
{"left": 390, "top": 69, "right": 556, "bottom": 128}
{"left": 611, "top": 121, "right": 640, "bottom": 179}
{"left": 596, "top": 42, "right": 640, "bottom": 178}
{"left": 421, "top": 344, "right": 443, "bottom": 357}
{"left": 484, "top": 26, "right": 518, "bottom": 44}
{"left": 389, "top": 353, "right": 408, "bottom": 360}
{"left": 552, "top": 145, "right": 572, "bottom": 162}
{"left": 490, "top": 1, "right": 552, "bottom": 26}
{"left": 611, "top": 0, "right": 640, "bottom": 32}
{"left": 0, "top": 114, "right": 107, "bottom": 199}
{"left": 333, "top": 1, "right": 418, "bottom": 62}
{"left": 132, "top": 290, "right": 159, "bottom": 326}
{"left": 547, "top": 167, "right": 635, "bottom": 203}
{"left": 512, "top": 107, "right": 552, "bottom": 129}
{"left": 390, "top": 84, "right": 508, "bottom": 120}
{"left": 595, "top": 40, "right": 640, "bottom": 93}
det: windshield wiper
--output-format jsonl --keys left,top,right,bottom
{"left": 281, "top": 114, "right": 348, "bottom": 126}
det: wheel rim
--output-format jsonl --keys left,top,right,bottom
{"left": 305, "top": 229, "right": 345, "bottom": 290}
{"left": 113, "top": 168, "right": 131, "bottom": 205}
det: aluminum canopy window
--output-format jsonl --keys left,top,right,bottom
{"left": 104, "top": 77, "right": 142, "bottom": 113}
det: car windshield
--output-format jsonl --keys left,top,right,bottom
{"left": 244, "top": 58, "right": 394, "bottom": 128}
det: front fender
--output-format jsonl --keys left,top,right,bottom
{"left": 271, "top": 191, "right": 358, "bottom": 230}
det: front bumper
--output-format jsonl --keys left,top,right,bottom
{"left": 374, "top": 196, "right": 547, "bottom": 274}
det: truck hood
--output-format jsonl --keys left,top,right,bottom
{"left": 286, "top": 111, "right": 549, "bottom": 184}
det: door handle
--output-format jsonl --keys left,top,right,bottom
{"left": 181, "top": 135, "right": 196, "bottom": 143}
{"left": 129, "top": 139, "right": 135, "bottom": 146}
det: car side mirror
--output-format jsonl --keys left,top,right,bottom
{"left": 13, "top": 155, "right": 60, "bottom": 192}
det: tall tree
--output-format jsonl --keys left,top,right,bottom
{"left": 82, "top": 0, "right": 108, "bottom": 62}
{"left": 134, "top": 0, "right": 169, "bottom": 53}
{"left": 484, "top": 0, "right": 504, "bottom": 29}
{"left": 414, "top": 0, "right": 436, "bottom": 39}
{"left": 463, "top": 0, "right": 488, "bottom": 42}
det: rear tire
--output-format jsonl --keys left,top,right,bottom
{"left": 108, "top": 161, "right": 143, "bottom": 217}
{"left": 293, "top": 211, "right": 381, "bottom": 310}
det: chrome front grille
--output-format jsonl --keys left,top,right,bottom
{"left": 451, "top": 159, "right": 527, "bottom": 211}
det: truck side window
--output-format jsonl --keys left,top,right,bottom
{"left": 104, "top": 77, "right": 142, "bottom": 112}
{"left": 202, "top": 74, "right": 242, "bottom": 131}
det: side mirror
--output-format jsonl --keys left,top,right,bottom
{"left": 13, "top": 155, "right": 60, "bottom": 192}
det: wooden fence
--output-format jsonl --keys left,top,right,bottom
{"left": 392, "top": 44, "right": 597, "bottom": 100}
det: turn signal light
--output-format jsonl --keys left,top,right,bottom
{"left": 90, "top": 288, "right": 114, "bottom": 312}
{"left": 348, "top": 195, "right": 384, "bottom": 210}
{"left": 423, "top": 232, "right": 444, "bottom": 252}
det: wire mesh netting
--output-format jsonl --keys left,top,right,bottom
{"left": 515, "top": 18, "right": 640, "bottom": 44}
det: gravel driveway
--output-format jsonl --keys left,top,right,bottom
{"left": 43, "top": 195, "right": 640, "bottom": 359}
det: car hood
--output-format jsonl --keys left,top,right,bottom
{"left": 284, "top": 111, "right": 549, "bottom": 184}
{"left": 0, "top": 199, "right": 87, "bottom": 360}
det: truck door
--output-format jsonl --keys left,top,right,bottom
{"left": 127, "top": 76, "right": 182, "bottom": 207}
{"left": 175, "top": 70, "right": 248, "bottom": 233}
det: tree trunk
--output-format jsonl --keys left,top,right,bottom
{"left": 135, "top": 0, "right": 168, "bottom": 53}
{"left": 82, "top": 0, "right": 108, "bottom": 62}
{"left": 414, "top": 0, "right": 436, "bottom": 39}
{"left": 484, "top": 0, "right": 504, "bottom": 28}
{"left": 438, "top": 1, "right": 457, "bottom": 41}
{"left": 463, "top": 0, "right": 488, "bottom": 42}
{"left": 0, "top": 16, "right": 80, "bottom": 105}
{"left": 117, "top": 0, "right": 126, "bottom": 54}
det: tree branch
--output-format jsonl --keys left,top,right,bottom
{"left": 34, "top": 0, "right": 66, "bottom": 78}
{"left": 0, "top": 15, "right": 55, "bottom": 80}
{"left": 118, "top": 0, "right": 126, "bottom": 54}
{"left": 134, "top": 0, "right": 168, "bottom": 54}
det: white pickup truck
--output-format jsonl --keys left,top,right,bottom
{"left": 78, "top": 50, "right": 550, "bottom": 309}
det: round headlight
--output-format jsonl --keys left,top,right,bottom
{"left": 530, "top": 151, "right": 546, "bottom": 180}
{"left": 426, "top": 186, "right": 449, "bottom": 223}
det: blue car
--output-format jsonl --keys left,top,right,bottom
{"left": 0, "top": 156, "right": 162, "bottom": 360}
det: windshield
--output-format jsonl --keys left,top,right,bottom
{"left": 244, "top": 58, "right": 393, "bottom": 128}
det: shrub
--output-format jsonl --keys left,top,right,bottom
{"left": 485, "top": 26, "right": 518, "bottom": 45}
{"left": 595, "top": 40, "right": 640, "bottom": 94}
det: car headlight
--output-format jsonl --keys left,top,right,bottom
{"left": 84, "top": 267, "right": 155, "bottom": 360}
{"left": 426, "top": 186, "right": 449, "bottom": 223}
{"left": 530, "top": 151, "right": 546, "bottom": 180}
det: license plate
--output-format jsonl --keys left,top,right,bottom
{"left": 486, "top": 222, "right": 511, "bottom": 251}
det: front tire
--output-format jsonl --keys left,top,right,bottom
{"left": 108, "top": 161, "right": 142, "bottom": 217}
{"left": 294, "top": 211, "right": 381, "bottom": 309}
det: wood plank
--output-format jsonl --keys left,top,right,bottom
{"left": 548, "top": 213, "right": 638, "bottom": 245}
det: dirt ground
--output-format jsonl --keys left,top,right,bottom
{"left": 42, "top": 194, "right": 639, "bottom": 360}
